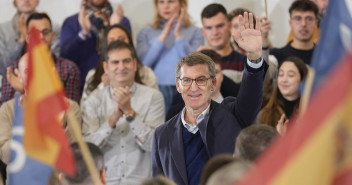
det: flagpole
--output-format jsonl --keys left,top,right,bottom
{"left": 265, "top": 0, "right": 268, "bottom": 17}
{"left": 299, "top": 67, "right": 315, "bottom": 116}
{"left": 66, "top": 110, "right": 103, "bottom": 185}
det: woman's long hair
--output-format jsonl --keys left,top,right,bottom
{"left": 151, "top": 0, "right": 192, "bottom": 28}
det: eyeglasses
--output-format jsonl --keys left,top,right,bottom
{"left": 178, "top": 76, "right": 211, "bottom": 86}
{"left": 39, "top": 29, "right": 52, "bottom": 36}
{"left": 291, "top": 16, "right": 316, "bottom": 24}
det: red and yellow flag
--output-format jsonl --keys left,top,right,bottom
{"left": 23, "top": 28, "right": 75, "bottom": 175}
{"left": 236, "top": 54, "right": 352, "bottom": 185}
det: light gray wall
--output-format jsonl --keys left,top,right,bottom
{"left": 0, "top": 0, "right": 294, "bottom": 47}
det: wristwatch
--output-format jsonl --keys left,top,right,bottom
{"left": 125, "top": 110, "right": 136, "bottom": 122}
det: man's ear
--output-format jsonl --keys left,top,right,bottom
{"left": 211, "top": 77, "right": 217, "bottom": 91}
{"left": 51, "top": 31, "right": 56, "bottom": 41}
{"left": 176, "top": 78, "right": 182, "bottom": 93}
{"left": 133, "top": 58, "right": 138, "bottom": 72}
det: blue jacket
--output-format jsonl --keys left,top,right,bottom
{"left": 152, "top": 63, "right": 266, "bottom": 185}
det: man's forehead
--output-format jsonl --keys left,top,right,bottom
{"left": 180, "top": 64, "right": 209, "bottom": 76}
{"left": 108, "top": 48, "right": 132, "bottom": 59}
{"left": 28, "top": 19, "right": 51, "bottom": 29}
{"left": 291, "top": 10, "right": 316, "bottom": 17}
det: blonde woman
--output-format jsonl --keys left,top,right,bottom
{"left": 137, "top": 0, "right": 204, "bottom": 112}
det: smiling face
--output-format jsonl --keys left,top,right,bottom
{"left": 176, "top": 64, "right": 216, "bottom": 112}
{"left": 201, "top": 12, "right": 231, "bottom": 51}
{"left": 289, "top": 11, "right": 317, "bottom": 42}
{"left": 156, "top": 0, "right": 181, "bottom": 20}
{"left": 103, "top": 48, "right": 137, "bottom": 88}
{"left": 277, "top": 61, "right": 301, "bottom": 101}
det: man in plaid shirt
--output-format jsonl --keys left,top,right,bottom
{"left": 0, "top": 13, "right": 80, "bottom": 106}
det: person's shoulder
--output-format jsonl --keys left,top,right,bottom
{"left": 155, "top": 112, "right": 180, "bottom": 135}
{"left": 0, "top": 21, "right": 15, "bottom": 38}
{"left": 1, "top": 98, "right": 15, "bottom": 108}
{"left": 63, "top": 13, "right": 79, "bottom": 24}
{"left": 141, "top": 25, "right": 155, "bottom": 31}
{"left": 135, "top": 83, "right": 162, "bottom": 96}
{"left": 0, "top": 98, "right": 16, "bottom": 115}
{"left": 0, "top": 20, "right": 12, "bottom": 30}
{"left": 57, "top": 57, "right": 79, "bottom": 68}
{"left": 83, "top": 86, "right": 109, "bottom": 105}
{"left": 224, "top": 49, "right": 246, "bottom": 60}
{"left": 185, "top": 24, "right": 200, "bottom": 30}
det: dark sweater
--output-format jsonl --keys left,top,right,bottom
{"left": 221, "top": 50, "right": 247, "bottom": 71}
{"left": 270, "top": 42, "right": 315, "bottom": 65}
{"left": 183, "top": 127, "right": 209, "bottom": 185}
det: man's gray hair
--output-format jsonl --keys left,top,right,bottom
{"left": 206, "top": 159, "right": 252, "bottom": 185}
{"left": 175, "top": 51, "right": 216, "bottom": 79}
{"left": 235, "top": 124, "right": 278, "bottom": 161}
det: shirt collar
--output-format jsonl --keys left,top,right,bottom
{"left": 181, "top": 103, "right": 211, "bottom": 134}
{"left": 214, "top": 93, "right": 223, "bottom": 103}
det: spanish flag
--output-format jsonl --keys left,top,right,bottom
{"left": 23, "top": 28, "right": 75, "bottom": 176}
{"left": 236, "top": 53, "right": 352, "bottom": 185}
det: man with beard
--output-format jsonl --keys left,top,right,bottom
{"left": 60, "top": 0, "right": 131, "bottom": 94}
{"left": 270, "top": 0, "right": 319, "bottom": 65}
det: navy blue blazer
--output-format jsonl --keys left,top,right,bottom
{"left": 152, "top": 64, "right": 266, "bottom": 185}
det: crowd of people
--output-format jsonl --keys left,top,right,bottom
{"left": 0, "top": 0, "right": 329, "bottom": 184}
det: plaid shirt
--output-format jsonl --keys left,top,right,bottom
{"left": 0, "top": 56, "right": 80, "bottom": 106}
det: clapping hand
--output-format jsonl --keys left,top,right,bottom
{"left": 78, "top": 4, "right": 91, "bottom": 35}
{"left": 174, "top": 8, "right": 185, "bottom": 40}
{"left": 110, "top": 4, "right": 124, "bottom": 25}
{"left": 158, "top": 8, "right": 185, "bottom": 42}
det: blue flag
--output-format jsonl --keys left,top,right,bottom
{"left": 8, "top": 94, "right": 52, "bottom": 185}
{"left": 310, "top": 0, "right": 352, "bottom": 93}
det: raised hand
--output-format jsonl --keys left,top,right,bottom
{"left": 233, "top": 12, "right": 262, "bottom": 60}
{"left": 78, "top": 5, "right": 91, "bottom": 35}
{"left": 276, "top": 114, "right": 289, "bottom": 136}
{"left": 174, "top": 8, "right": 185, "bottom": 40}
{"left": 158, "top": 13, "right": 177, "bottom": 42}
{"left": 260, "top": 16, "right": 271, "bottom": 45}
{"left": 110, "top": 4, "right": 124, "bottom": 25}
